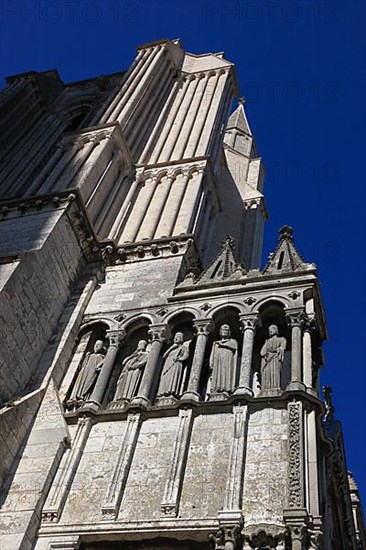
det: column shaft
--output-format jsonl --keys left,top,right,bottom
{"left": 182, "top": 320, "right": 212, "bottom": 402}
{"left": 234, "top": 314, "right": 259, "bottom": 396}
{"left": 87, "top": 331, "right": 123, "bottom": 409}
{"left": 286, "top": 309, "right": 306, "bottom": 391}
{"left": 131, "top": 325, "right": 167, "bottom": 407}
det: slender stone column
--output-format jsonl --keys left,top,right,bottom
{"left": 181, "top": 319, "right": 213, "bottom": 402}
{"left": 303, "top": 314, "right": 317, "bottom": 396}
{"left": 86, "top": 330, "right": 124, "bottom": 411}
{"left": 130, "top": 324, "right": 168, "bottom": 408}
{"left": 234, "top": 313, "right": 260, "bottom": 396}
{"left": 286, "top": 309, "right": 306, "bottom": 391}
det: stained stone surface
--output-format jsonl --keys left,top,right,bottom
{"left": 243, "top": 407, "right": 288, "bottom": 526}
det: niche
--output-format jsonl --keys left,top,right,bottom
{"left": 105, "top": 317, "right": 150, "bottom": 407}
{"left": 153, "top": 312, "right": 195, "bottom": 405}
{"left": 65, "top": 322, "right": 108, "bottom": 411}
{"left": 201, "top": 306, "right": 242, "bottom": 399}
{"left": 253, "top": 301, "right": 291, "bottom": 394}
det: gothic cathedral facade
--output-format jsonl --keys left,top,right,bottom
{"left": 0, "top": 39, "right": 364, "bottom": 550}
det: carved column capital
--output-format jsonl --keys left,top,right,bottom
{"left": 106, "top": 328, "right": 125, "bottom": 346}
{"left": 285, "top": 308, "right": 306, "bottom": 328}
{"left": 148, "top": 323, "right": 170, "bottom": 343}
{"left": 303, "top": 313, "right": 317, "bottom": 333}
{"left": 239, "top": 312, "right": 261, "bottom": 332}
{"left": 193, "top": 318, "right": 214, "bottom": 335}
{"left": 209, "top": 523, "right": 243, "bottom": 550}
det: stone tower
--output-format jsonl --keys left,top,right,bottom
{"left": 0, "top": 39, "right": 364, "bottom": 550}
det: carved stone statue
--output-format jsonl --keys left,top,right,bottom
{"left": 67, "top": 340, "right": 106, "bottom": 408}
{"left": 260, "top": 325, "right": 287, "bottom": 390}
{"left": 209, "top": 324, "right": 238, "bottom": 394}
{"left": 114, "top": 340, "right": 149, "bottom": 402}
{"left": 157, "top": 332, "right": 190, "bottom": 399}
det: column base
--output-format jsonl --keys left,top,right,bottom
{"left": 107, "top": 399, "right": 129, "bottom": 411}
{"left": 208, "top": 391, "right": 230, "bottom": 402}
{"left": 180, "top": 390, "right": 201, "bottom": 402}
{"left": 82, "top": 400, "right": 102, "bottom": 413}
{"left": 155, "top": 395, "right": 178, "bottom": 407}
{"left": 129, "top": 396, "right": 151, "bottom": 409}
{"left": 286, "top": 381, "right": 306, "bottom": 392}
{"left": 259, "top": 388, "right": 282, "bottom": 398}
{"left": 234, "top": 386, "right": 254, "bottom": 397}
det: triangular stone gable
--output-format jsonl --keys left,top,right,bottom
{"left": 195, "top": 236, "right": 246, "bottom": 284}
{"left": 263, "top": 225, "right": 313, "bottom": 274}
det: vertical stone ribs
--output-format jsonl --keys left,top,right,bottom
{"left": 101, "top": 412, "right": 141, "bottom": 519}
{"left": 220, "top": 405, "right": 249, "bottom": 522}
{"left": 160, "top": 408, "right": 193, "bottom": 517}
{"left": 42, "top": 417, "right": 92, "bottom": 523}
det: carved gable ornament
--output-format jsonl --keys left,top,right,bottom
{"left": 263, "top": 225, "right": 315, "bottom": 274}
{"left": 181, "top": 235, "right": 246, "bottom": 287}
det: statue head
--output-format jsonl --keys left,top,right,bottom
{"left": 173, "top": 332, "right": 184, "bottom": 344}
{"left": 137, "top": 339, "right": 148, "bottom": 351}
{"left": 268, "top": 325, "right": 279, "bottom": 337}
{"left": 219, "top": 324, "right": 231, "bottom": 338}
{"left": 94, "top": 340, "right": 104, "bottom": 353}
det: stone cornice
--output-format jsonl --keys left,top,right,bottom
{"left": 64, "top": 387, "right": 324, "bottom": 424}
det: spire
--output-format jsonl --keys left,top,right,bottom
{"left": 226, "top": 98, "right": 252, "bottom": 136}
{"left": 263, "top": 226, "right": 313, "bottom": 274}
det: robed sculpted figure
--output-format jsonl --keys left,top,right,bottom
{"left": 209, "top": 324, "right": 238, "bottom": 393}
{"left": 157, "top": 332, "right": 190, "bottom": 398}
{"left": 68, "top": 340, "right": 105, "bottom": 407}
{"left": 114, "top": 340, "right": 149, "bottom": 401}
{"left": 260, "top": 324, "right": 287, "bottom": 390}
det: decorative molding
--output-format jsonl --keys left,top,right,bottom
{"left": 102, "top": 412, "right": 141, "bottom": 519}
{"left": 99, "top": 235, "right": 198, "bottom": 267}
{"left": 160, "top": 408, "right": 193, "bottom": 517}
{"left": 287, "top": 401, "right": 303, "bottom": 508}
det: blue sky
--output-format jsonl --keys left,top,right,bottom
{"left": 1, "top": 0, "right": 365, "bottom": 500}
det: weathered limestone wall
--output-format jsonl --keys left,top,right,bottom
{"left": 0, "top": 208, "right": 83, "bottom": 403}
{"left": 179, "top": 412, "right": 233, "bottom": 518}
{"left": 84, "top": 255, "right": 184, "bottom": 316}
{"left": 0, "top": 381, "right": 69, "bottom": 550}
{"left": 52, "top": 411, "right": 233, "bottom": 525}
{"left": 243, "top": 406, "right": 288, "bottom": 527}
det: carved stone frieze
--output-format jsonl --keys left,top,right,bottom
{"left": 98, "top": 235, "right": 199, "bottom": 267}
{"left": 287, "top": 401, "right": 303, "bottom": 508}
{"left": 244, "top": 529, "right": 287, "bottom": 549}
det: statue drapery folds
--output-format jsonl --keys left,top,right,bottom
{"left": 209, "top": 324, "right": 238, "bottom": 394}
{"left": 157, "top": 332, "right": 190, "bottom": 399}
{"left": 260, "top": 324, "right": 287, "bottom": 391}
{"left": 114, "top": 339, "right": 149, "bottom": 402}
